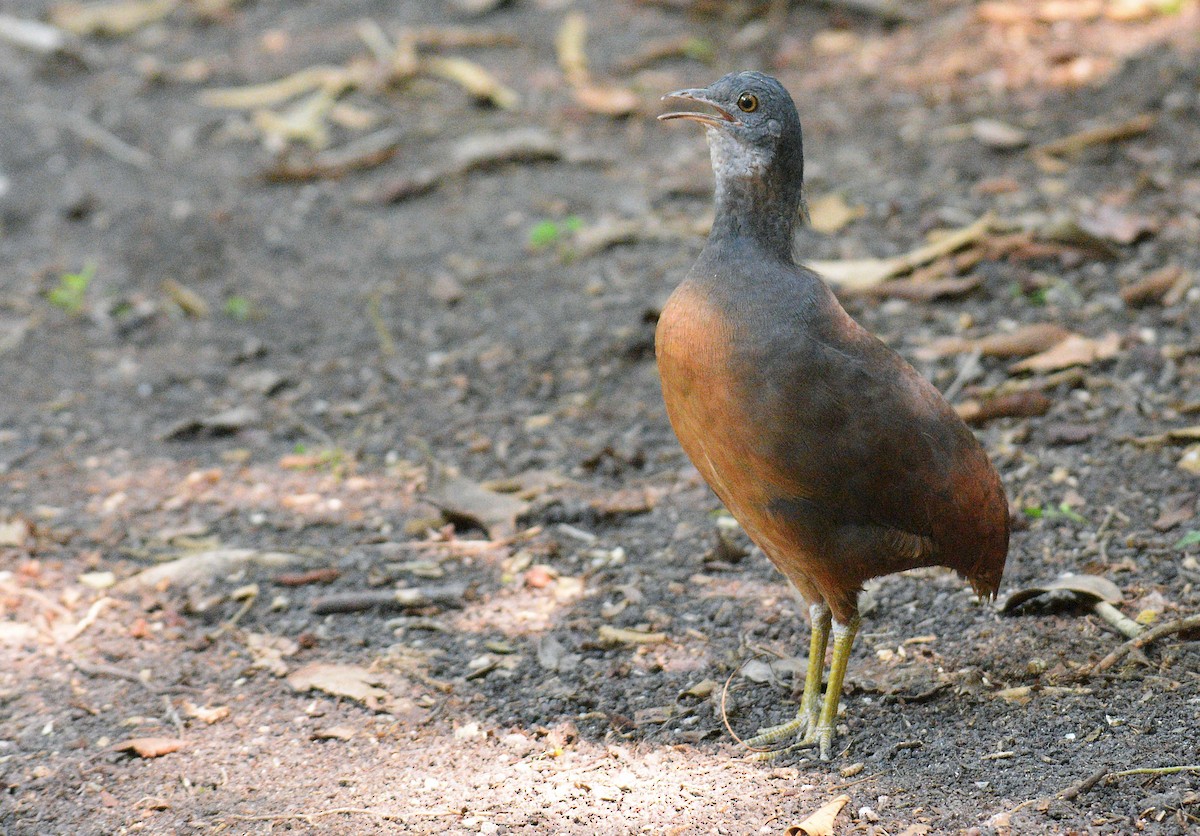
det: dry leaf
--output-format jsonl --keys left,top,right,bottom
{"left": 51, "top": 0, "right": 176, "bottom": 36}
{"left": 1036, "top": 113, "right": 1154, "bottom": 157}
{"left": 287, "top": 662, "right": 391, "bottom": 708}
{"left": 116, "top": 549, "right": 304, "bottom": 591}
{"left": 114, "top": 737, "right": 186, "bottom": 758}
{"left": 245, "top": 632, "right": 299, "bottom": 676}
{"left": 425, "top": 56, "right": 519, "bottom": 109}
{"left": 573, "top": 84, "right": 639, "bottom": 117}
{"left": 871, "top": 275, "right": 982, "bottom": 302}
{"left": 1009, "top": 332, "right": 1120, "bottom": 373}
{"left": 811, "top": 213, "right": 993, "bottom": 292}
{"left": 807, "top": 192, "right": 865, "bottom": 234}
{"left": 1079, "top": 204, "right": 1157, "bottom": 245}
{"left": 556, "top": 12, "right": 588, "bottom": 85}
{"left": 917, "top": 322, "right": 1071, "bottom": 361}
{"left": 201, "top": 66, "right": 356, "bottom": 109}
{"left": 184, "top": 702, "right": 230, "bottom": 724}
{"left": 786, "top": 794, "right": 850, "bottom": 836}
{"left": 1179, "top": 445, "right": 1200, "bottom": 475}
{"left": 0, "top": 517, "right": 33, "bottom": 548}
{"left": 955, "top": 390, "right": 1053, "bottom": 425}
{"left": 1001, "top": 573, "right": 1123, "bottom": 612}
{"left": 971, "top": 118, "right": 1028, "bottom": 149}
{"left": 427, "top": 474, "right": 528, "bottom": 540}
{"left": 597, "top": 625, "right": 667, "bottom": 646}
{"left": 1121, "top": 265, "right": 1188, "bottom": 307}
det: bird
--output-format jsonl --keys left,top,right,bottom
{"left": 655, "top": 72, "right": 1010, "bottom": 760}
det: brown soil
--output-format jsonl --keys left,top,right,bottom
{"left": 2, "top": 0, "right": 1199, "bottom": 833}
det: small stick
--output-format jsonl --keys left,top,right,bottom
{"left": 1089, "top": 613, "right": 1200, "bottom": 674}
{"left": 1058, "top": 767, "right": 1110, "bottom": 799}
{"left": 311, "top": 584, "right": 467, "bottom": 614}
{"left": 1036, "top": 114, "right": 1154, "bottom": 158}
{"left": 1110, "top": 765, "right": 1200, "bottom": 778}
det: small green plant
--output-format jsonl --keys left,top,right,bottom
{"left": 1023, "top": 502, "right": 1086, "bottom": 524}
{"left": 224, "top": 295, "right": 250, "bottom": 320}
{"left": 528, "top": 216, "right": 583, "bottom": 249}
{"left": 1174, "top": 530, "right": 1200, "bottom": 549}
{"left": 48, "top": 264, "right": 95, "bottom": 315}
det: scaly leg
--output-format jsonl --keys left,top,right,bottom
{"left": 744, "top": 602, "right": 831, "bottom": 752}
{"left": 813, "top": 613, "right": 860, "bottom": 760}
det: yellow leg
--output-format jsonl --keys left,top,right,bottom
{"left": 744, "top": 602, "right": 831, "bottom": 751}
{"left": 814, "top": 614, "right": 860, "bottom": 760}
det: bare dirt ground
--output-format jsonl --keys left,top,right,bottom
{"left": 2, "top": 0, "right": 1200, "bottom": 833}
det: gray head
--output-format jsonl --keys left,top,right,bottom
{"left": 660, "top": 72, "right": 805, "bottom": 258}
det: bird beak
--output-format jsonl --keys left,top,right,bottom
{"left": 658, "top": 88, "right": 739, "bottom": 127}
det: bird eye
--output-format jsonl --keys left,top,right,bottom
{"left": 737, "top": 92, "right": 758, "bottom": 113}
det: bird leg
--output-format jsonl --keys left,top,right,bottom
{"left": 744, "top": 602, "right": 831, "bottom": 751}
{"left": 814, "top": 613, "right": 860, "bottom": 760}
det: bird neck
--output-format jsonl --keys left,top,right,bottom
{"left": 705, "top": 132, "right": 804, "bottom": 261}
{"left": 710, "top": 175, "right": 802, "bottom": 261}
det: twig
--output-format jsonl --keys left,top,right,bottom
{"left": 207, "top": 588, "right": 258, "bottom": 640}
{"left": 311, "top": 583, "right": 468, "bottom": 615}
{"left": 942, "top": 349, "right": 982, "bottom": 403}
{"left": 63, "top": 596, "right": 115, "bottom": 643}
{"left": 68, "top": 655, "right": 161, "bottom": 694}
{"left": 1058, "top": 767, "right": 1110, "bottom": 799}
{"left": 229, "top": 807, "right": 409, "bottom": 824}
{"left": 1036, "top": 113, "right": 1154, "bottom": 158}
{"left": 1110, "top": 765, "right": 1200, "bottom": 778}
{"left": 56, "top": 109, "right": 154, "bottom": 169}
{"left": 1088, "top": 613, "right": 1200, "bottom": 675}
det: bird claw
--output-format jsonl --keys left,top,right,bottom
{"left": 743, "top": 712, "right": 841, "bottom": 762}
{"left": 743, "top": 710, "right": 820, "bottom": 759}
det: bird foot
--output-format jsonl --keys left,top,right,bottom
{"left": 743, "top": 713, "right": 840, "bottom": 762}
{"left": 743, "top": 710, "right": 821, "bottom": 761}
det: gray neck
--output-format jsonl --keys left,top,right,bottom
{"left": 705, "top": 129, "right": 803, "bottom": 261}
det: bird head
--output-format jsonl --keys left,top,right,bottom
{"left": 658, "top": 71, "right": 804, "bottom": 188}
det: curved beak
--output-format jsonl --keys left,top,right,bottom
{"left": 658, "top": 88, "right": 739, "bottom": 127}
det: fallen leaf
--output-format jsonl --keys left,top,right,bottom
{"left": 590, "top": 486, "right": 664, "bottom": 517}
{"left": 556, "top": 12, "right": 588, "bottom": 85}
{"left": 1179, "top": 445, "right": 1200, "bottom": 475}
{"left": 311, "top": 724, "right": 357, "bottom": 741}
{"left": 113, "top": 737, "right": 186, "bottom": 758}
{"left": 245, "top": 632, "right": 299, "bottom": 676}
{"left": 1044, "top": 422, "right": 1096, "bottom": 445}
{"left": 681, "top": 678, "right": 718, "bottom": 698}
{"left": 786, "top": 794, "right": 850, "bottom": 836}
{"left": 1079, "top": 204, "right": 1157, "bottom": 245}
{"left": 424, "top": 56, "right": 519, "bottom": 109}
{"left": 0, "top": 517, "right": 33, "bottom": 548}
{"left": 52, "top": 0, "right": 176, "bottom": 36}
{"left": 573, "top": 84, "right": 639, "bottom": 117}
{"left": 288, "top": 662, "right": 391, "bottom": 709}
{"left": 1036, "top": 113, "right": 1154, "bottom": 158}
{"left": 1010, "top": 332, "right": 1120, "bottom": 373}
{"left": 871, "top": 275, "right": 982, "bottom": 302}
{"left": 920, "top": 323, "right": 1072, "bottom": 361}
{"left": 183, "top": 702, "right": 230, "bottom": 724}
{"left": 273, "top": 567, "right": 340, "bottom": 586}
{"left": 807, "top": 192, "right": 865, "bottom": 234}
{"left": 597, "top": 625, "right": 667, "bottom": 646}
{"left": 1121, "top": 265, "right": 1190, "bottom": 307}
{"left": 1001, "top": 574, "right": 1123, "bottom": 612}
{"left": 811, "top": 213, "right": 993, "bottom": 292}
{"left": 956, "top": 390, "right": 1053, "bottom": 425}
{"left": 971, "top": 118, "right": 1028, "bottom": 149}
{"left": 427, "top": 474, "right": 528, "bottom": 540}
{"left": 116, "top": 549, "right": 305, "bottom": 591}
{"left": 1152, "top": 495, "right": 1195, "bottom": 531}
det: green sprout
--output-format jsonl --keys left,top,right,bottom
{"left": 1174, "top": 531, "right": 1200, "bottom": 550}
{"left": 1023, "top": 502, "right": 1086, "bottom": 524}
{"left": 528, "top": 216, "right": 584, "bottom": 250}
{"left": 48, "top": 264, "right": 95, "bottom": 315}
{"left": 224, "top": 296, "right": 250, "bottom": 321}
